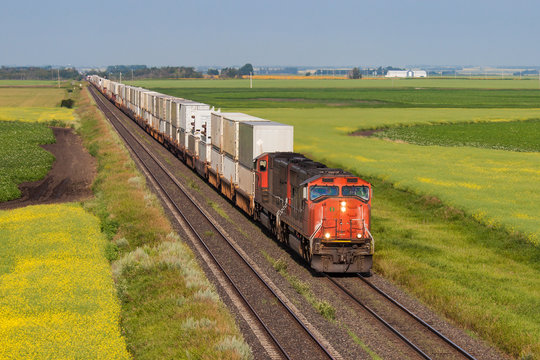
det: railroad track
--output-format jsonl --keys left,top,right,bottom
{"left": 89, "top": 86, "right": 340, "bottom": 360}
{"left": 325, "top": 274, "right": 477, "bottom": 360}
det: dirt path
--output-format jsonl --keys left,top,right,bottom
{"left": 0, "top": 127, "right": 96, "bottom": 210}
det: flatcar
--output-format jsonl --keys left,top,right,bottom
{"left": 88, "top": 75, "right": 373, "bottom": 274}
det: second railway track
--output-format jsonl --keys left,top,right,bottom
{"left": 89, "top": 86, "right": 340, "bottom": 360}
{"left": 326, "top": 274, "right": 477, "bottom": 360}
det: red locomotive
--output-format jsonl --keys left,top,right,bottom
{"left": 254, "top": 153, "right": 373, "bottom": 274}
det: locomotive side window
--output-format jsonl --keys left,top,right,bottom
{"left": 259, "top": 160, "right": 267, "bottom": 171}
{"left": 342, "top": 185, "right": 370, "bottom": 201}
{"left": 310, "top": 186, "right": 339, "bottom": 201}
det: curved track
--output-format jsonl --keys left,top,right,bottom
{"left": 326, "top": 274, "right": 477, "bottom": 360}
{"left": 89, "top": 86, "right": 339, "bottom": 360}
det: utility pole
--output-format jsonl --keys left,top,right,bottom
{"left": 120, "top": 72, "right": 122, "bottom": 83}
{"left": 132, "top": 69, "right": 134, "bottom": 81}
{"left": 250, "top": 72, "right": 253, "bottom": 89}
{"left": 57, "top": 68, "right": 60, "bottom": 88}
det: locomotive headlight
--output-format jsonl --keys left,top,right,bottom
{"left": 341, "top": 206, "right": 347, "bottom": 213}
{"left": 357, "top": 233, "right": 362, "bottom": 239}
{"left": 325, "top": 232, "right": 331, "bottom": 239}
{"left": 341, "top": 201, "right": 346, "bottom": 207}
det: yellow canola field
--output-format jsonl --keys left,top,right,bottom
{"left": 0, "top": 204, "right": 130, "bottom": 359}
{"left": 0, "top": 107, "right": 75, "bottom": 123}
{"left": 246, "top": 107, "right": 540, "bottom": 244}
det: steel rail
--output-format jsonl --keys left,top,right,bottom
{"left": 325, "top": 274, "right": 433, "bottom": 360}
{"left": 90, "top": 86, "right": 334, "bottom": 360}
{"left": 357, "top": 275, "right": 476, "bottom": 360}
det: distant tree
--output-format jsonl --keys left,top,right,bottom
{"left": 220, "top": 67, "right": 240, "bottom": 78}
{"left": 305, "top": 71, "right": 311, "bottom": 76}
{"left": 348, "top": 67, "right": 361, "bottom": 79}
{"left": 207, "top": 68, "right": 219, "bottom": 76}
{"left": 239, "top": 63, "right": 254, "bottom": 76}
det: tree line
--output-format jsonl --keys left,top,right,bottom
{"left": 0, "top": 66, "right": 81, "bottom": 80}
{"left": 96, "top": 65, "right": 203, "bottom": 80}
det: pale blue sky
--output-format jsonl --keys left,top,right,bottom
{"left": 1, "top": 0, "right": 538, "bottom": 67}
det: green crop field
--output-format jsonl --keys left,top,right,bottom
{"left": 0, "top": 88, "right": 66, "bottom": 107}
{"left": 375, "top": 119, "right": 540, "bottom": 152}
{"left": 0, "top": 121, "right": 55, "bottom": 202}
{"left": 135, "top": 85, "right": 540, "bottom": 109}
{"left": 0, "top": 203, "right": 130, "bottom": 359}
{"left": 148, "top": 78, "right": 540, "bottom": 358}
{"left": 243, "top": 107, "right": 540, "bottom": 244}
{"left": 130, "top": 77, "right": 540, "bottom": 89}
{"left": 0, "top": 80, "right": 57, "bottom": 87}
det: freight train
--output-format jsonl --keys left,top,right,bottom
{"left": 88, "top": 75, "right": 374, "bottom": 274}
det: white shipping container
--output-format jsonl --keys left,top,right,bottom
{"left": 191, "top": 109, "right": 212, "bottom": 135}
{"left": 222, "top": 155, "right": 237, "bottom": 184}
{"left": 199, "top": 140, "right": 211, "bottom": 163}
{"left": 222, "top": 113, "right": 269, "bottom": 159}
{"left": 238, "top": 121, "right": 294, "bottom": 168}
{"left": 174, "top": 100, "right": 211, "bottom": 130}
{"left": 237, "top": 163, "right": 255, "bottom": 197}
{"left": 210, "top": 146, "right": 223, "bottom": 174}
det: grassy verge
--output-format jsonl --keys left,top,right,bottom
{"left": 0, "top": 203, "right": 130, "bottom": 359}
{"left": 368, "top": 177, "right": 539, "bottom": 359}
{"left": 77, "top": 86, "right": 251, "bottom": 359}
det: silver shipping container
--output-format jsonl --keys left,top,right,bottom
{"left": 222, "top": 113, "right": 269, "bottom": 159}
{"left": 188, "top": 134, "right": 199, "bottom": 156}
{"left": 222, "top": 154, "right": 237, "bottom": 184}
{"left": 179, "top": 129, "right": 187, "bottom": 148}
{"left": 191, "top": 109, "right": 212, "bottom": 136}
{"left": 210, "top": 146, "right": 223, "bottom": 174}
{"left": 199, "top": 140, "right": 211, "bottom": 163}
{"left": 210, "top": 112, "right": 226, "bottom": 150}
{"left": 237, "top": 163, "right": 256, "bottom": 197}
{"left": 171, "top": 124, "right": 178, "bottom": 143}
{"left": 238, "top": 121, "right": 294, "bottom": 168}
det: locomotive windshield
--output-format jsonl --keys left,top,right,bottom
{"left": 342, "top": 185, "right": 370, "bottom": 201}
{"left": 310, "top": 186, "right": 339, "bottom": 201}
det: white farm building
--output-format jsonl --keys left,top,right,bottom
{"left": 385, "top": 70, "right": 427, "bottom": 78}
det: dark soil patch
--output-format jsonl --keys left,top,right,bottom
{"left": 0, "top": 127, "right": 96, "bottom": 210}
{"left": 350, "top": 129, "right": 385, "bottom": 137}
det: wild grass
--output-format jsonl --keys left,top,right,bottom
{"left": 262, "top": 251, "right": 336, "bottom": 321}
{"left": 0, "top": 87, "right": 67, "bottom": 107}
{"left": 0, "top": 121, "right": 55, "bottom": 202}
{"left": 207, "top": 199, "right": 231, "bottom": 220}
{"left": 369, "top": 177, "right": 540, "bottom": 359}
{"left": 0, "top": 203, "right": 130, "bottom": 359}
{"left": 375, "top": 119, "right": 540, "bottom": 152}
{"left": 78, "top": 86, "right": 250, "bottom": 359}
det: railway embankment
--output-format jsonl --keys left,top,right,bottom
{"left": 76, "top": 86, "right": 252, "bottom": 359}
